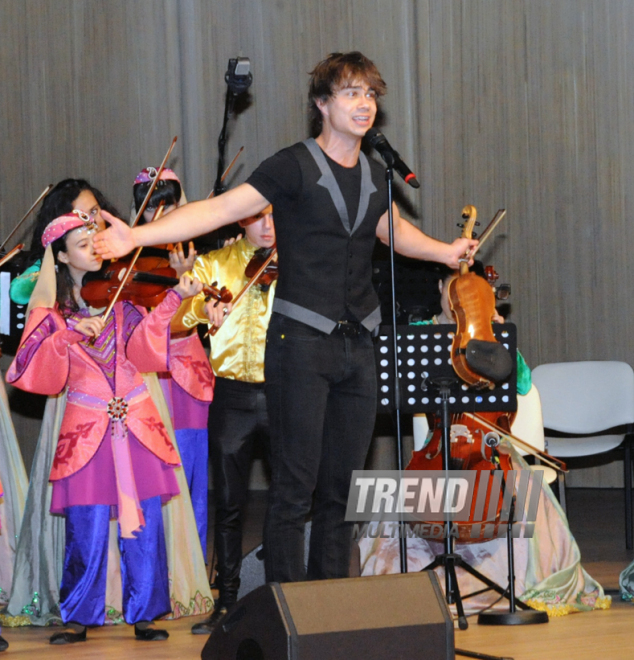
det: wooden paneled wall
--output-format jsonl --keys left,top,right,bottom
{"left": 2, "top": 0, "right": 634, "bottom": 470}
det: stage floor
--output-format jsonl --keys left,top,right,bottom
{"left": 3, "top": 488, "right": 634, "bottom": 659}
{"left": 1, "top": 602, "right": 630, "bottom": 660}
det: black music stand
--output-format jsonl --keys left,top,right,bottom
{"left": 0, "top": 250, "right": 32, "bottom": 354}
{"left": 375, "top": 324, "right": 547, "bottom": 630}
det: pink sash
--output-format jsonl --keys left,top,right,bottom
{"left": 68, "top": 385, "right": 148, "bottom": 538}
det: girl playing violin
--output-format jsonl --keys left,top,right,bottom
{"left": 11, "top": 178, "right": 119, "bottom": 306}
{"left": 6, "top": 178, "right": 123, "bottom": 626}
{"left": 131, "top": 166, "right": 214, "bottom": 560}
{"left": 132, "top": 167, "right": 196, "bottom": 276}
{"left": 7, "top": 211, "right": 202, "bottom": 644}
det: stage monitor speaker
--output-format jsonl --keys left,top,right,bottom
{"left": 238, "top": 543, "right": 266, "bottom": 600}
{"left": 237, "top": 540, "right": 361, "bottom": 602}
{"left": 201, "top": 571, "right": 454, "bottom": 660}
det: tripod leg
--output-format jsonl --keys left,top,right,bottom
{"left": 456, "top": 556, "right": 532, "bottom": 611}
{"left": 423, "top": 556, "right": 441, "bottom": 571}
{"left": 446, "top": 559, "right": 468, "bottom": 630}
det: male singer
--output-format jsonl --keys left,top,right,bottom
{"left": 95, "top": 51, "right": 476, "bottom": 591}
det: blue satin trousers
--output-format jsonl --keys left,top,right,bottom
{"left": 176, "top": 428, "right": 209, "bottom": 561}
{"left": 59, "top": 496, "right": 170, "bottom": 626}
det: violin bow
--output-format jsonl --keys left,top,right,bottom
{"left": 0, "top": 184, "right": 53, "bottom": 252}
{"left": 465, "top": 209, "right": 507, "bottom": 261}
{"left": 463, "top": 411, "right": 568, "bottom": 473}
{"left": 206, "top": 247, "right": 276, "bottom": 338}
{"left": 0, "top": 243, "right": 25, "bottom": 269}
{"left": 130, "top": 136, "right": 178, "bottom": 230}
{"left": 206, "top": 146, "right": 244, "bottom": 199}
{"left": 88, "top": 136, "right": 177, "bottom": 341}
{"left": 97, "top": 204, "right": 167, "bottom": 324}
{"left": 94, "top": 135, "right": 176, "bottom": 327}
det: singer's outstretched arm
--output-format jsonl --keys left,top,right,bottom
{"left": 94, "top": 184, "right": 270, "bottom": 259}
{"left": 376, "top": 203, "right": 477, "bottom": 269}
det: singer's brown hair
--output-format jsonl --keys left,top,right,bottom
{"left": 308, "top": 51, "right": 387, "bottom": 136}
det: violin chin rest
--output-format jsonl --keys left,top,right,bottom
{"left": 465, "top": 339, "right": 514, "bottom": 383}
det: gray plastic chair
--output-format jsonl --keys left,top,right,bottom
{"left": 509, "top": 384, "right": 557, "bottom": 485}
{"left": 532, "top": 360, "right": 634, "bottom": 548}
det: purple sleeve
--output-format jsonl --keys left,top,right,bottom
{"left": 122, "top": 302, "right": 144, "bottom": 343}
{"left": 6, "top": 309, "right": 81, "bottom": 394}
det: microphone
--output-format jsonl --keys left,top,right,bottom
{"left": 366, "top": 128, "right": 420, "bottom": 189}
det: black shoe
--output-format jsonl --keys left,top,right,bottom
{"left": 190, "top": 607, "right": 228, "bottom": 635}
{"left": 50, "top": 627, "right": 87, "bottom": 645}
{"left": 134, "top": 624, "right": 169, "bottom": 641}
{"left": 0, "top": 635, "right": 8, "bottom": 652}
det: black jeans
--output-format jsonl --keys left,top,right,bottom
{"left": 208, "top": 377, "right": 269, "bottom": 606}
{"left": 263, "top": 313, "right": 377, "bottom": 582}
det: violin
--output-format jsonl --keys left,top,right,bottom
{"left": 448, "top": 206, "right": 513, "bottom": 390}
{"left": 207, "top": 246, "right": 277, "bottom": 338}
{"left": 81, "top": 257, "right": 232, "bottom": 310}
{"left": 244, "top": 247, "right": 278, "bottom": 289}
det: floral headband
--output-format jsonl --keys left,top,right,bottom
{"left": 134, "top": 167, "right": 181, "bottom": 185}
{"left": 41, "top": 209, "right": 99, "bottom": 248}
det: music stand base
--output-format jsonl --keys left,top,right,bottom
{"left": 478, "top": 609, "right": 548, "bottom": 625}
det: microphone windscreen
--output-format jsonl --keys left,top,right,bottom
{"left": 365, "top": 128, "right": 386, "bottom": 148}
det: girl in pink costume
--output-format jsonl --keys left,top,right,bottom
{"left": 7, "top": 211, "right": 202, "bottom": 644}
{"left": 132, "top": 167, "right": 213, "bottom": 560}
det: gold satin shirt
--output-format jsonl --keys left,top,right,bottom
{"left": 171, "top": 239, "right": 275, "bottom": 383}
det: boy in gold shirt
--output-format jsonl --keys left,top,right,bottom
{"left": 172, "top": 206, "right": 275, "bottom": 634}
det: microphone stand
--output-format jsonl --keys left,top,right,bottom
{"left": 371, "top": 145, "right": 534, "bottom": 660}
{"left": 214, "top": 88, "right": 238, "bottom": 197}
{"left": 477, "top": 447, "right": 548, "bottom": 626}
{"left": 379, "top": 149, "right": 408, "bottom": 573}
{"left": 201, "top": 60, "right": 252, "bottom": 251}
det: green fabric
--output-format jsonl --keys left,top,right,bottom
{"left": 10, "top": 261, "right": 41, "bottom": 305}
{"left": 620, "top": 560, "right": 634, "bottom": 601}
{"left": 515, "top": 350, "right": 532, "bottom": 397}
{"left": 411, "top": 317, "right": 532, "bottom": 396}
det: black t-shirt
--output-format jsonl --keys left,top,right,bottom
{"left": 248, "top": 148, "right": 365, "bottom": 230}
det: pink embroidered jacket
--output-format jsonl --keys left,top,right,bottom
{"left": 7, "top": 293, "right": 183, "bottom": 481}
{"left": 168, "top": 333, "right": 214, "bottom": 403}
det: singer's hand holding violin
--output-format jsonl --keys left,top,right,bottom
{"left": 447, "top": 237, "right": 478, "bottom": 269}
